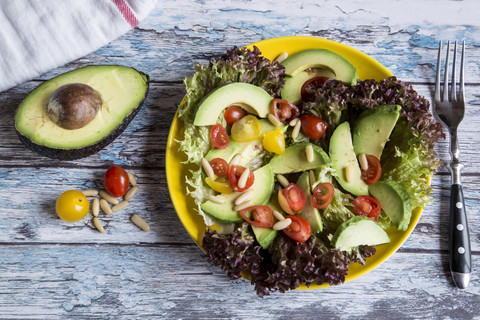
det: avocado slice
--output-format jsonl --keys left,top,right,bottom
{"left": 332, "top": 216, "right": 390, "bottom": 251}
{"left": 369, "top": 179, "right": 412, "bottom": 231}
{"left": 281, "top": 49, "right": 358, "bottom": 85}
{"left": 201, "top": 165, "right": 274, "bottom": 223}
{"left": 329, "top": 122, "right": 369, "bottom": 196}
{"left": 251, "top": 198, "right": 282, "bottom": 249}
{"left": 281, "top": 68, "right": 335, "bottom": 105}
{"left": 352, "top": 105, "right": 401, "bottom": 159}
{"left": 193, "top": 82, "right": 273, "bottom": 126}
{"left": 296, "top": 172, "right": 323, "bottom": 233}
{"left": 269, "top": 142, "right": 331, "bottom": 174}
{"left": 14, "top": 65, "right": 149, "bottom": 160}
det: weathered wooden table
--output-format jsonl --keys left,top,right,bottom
{"left": 1, "top": 1, "right": 479, "bottom": 318}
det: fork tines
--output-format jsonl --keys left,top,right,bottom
{"left": 435, "top": 40, "right": 466, "bottom": 103}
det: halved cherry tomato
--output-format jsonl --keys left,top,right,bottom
{"left": 211, "top": 123, "right": 229, "bottom": 149}
{"left": 229, "top": 164, "right": 254, "bottom": 192}
{"left": 279, "top": 183, "right": 306, "bottom": 213}
{"left": 271, "top": 99, "right": 300, "bottom": 123}
{"left": 104, "top": 165, "right": 129, "bottom": 197}
{"left": 231, "top": 115, "right": 262, "bottom": 142}
{"left": 283, "top": 215, "right": 312, "bottom": 243}
{"left": 210, "top": 158, "right": 229, "bottom": 177}
{"left": 311, "top": 182, "right": 335, "bottom": 209}
{"left": 224, "top": 106, "right": 246, "bottom": 125}
{"left": 205, "top": 177, "right": 232, "bottom": 194}
{"left": 352, "top": 195, "right": 381, "bottom": 221}
{"left": 360, "top": 154, "right": 382, "bottom": 185}
{"left": 300, "top": 114, "right": 327, "bottom": 140}
{"left": 262, "top": 127, "right": 285, "bottom": 155}
{"left": 239, "top": 205, "right": 274, "bottom": 228}
{"left": 300, "top": 76, "right": 328, "bottom": 102}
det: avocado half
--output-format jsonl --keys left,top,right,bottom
{"left": 14, "top": 65, "right": 149, "bottom": 160}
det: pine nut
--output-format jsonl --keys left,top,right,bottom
{"left": 99, "top": 190, "right": 119, "bottom": 205}
{"left": 273, "top": 218, "right": 292, "bottom": 230}
{"left": 201, "top": 157, "right": 215, "bottom": 179}
{"left": 234, "top": 199, "right": 253, "bottom": 212}
{"left": 358, "top": 153, "right": 368, "bottom": 171}
{"left": 305, "top": 145, "right": 314, "bottom": 163}
{"left": 99, "top": 199, "right": 113, "bottom": 215}
{"left": 82, "top": 189, "right": 98, "bottom": 197}
{"left": 309, "top": 170, "right": 316, "bottom": 191}
{"left": 276, "top": 174, "right": 289, "bottom": 188}
{"left": 208, "top": 194, "right": 225, "bottom": 204}
{"left": 124, "top": 186, "right": 139, "bottom": 201}
{"left": 127, "top": 172, "right": 137, "bottom": 187}
{"left": 289, "top": 118, "right": 299, "bottom": 127}
{"left": 235, "top": 189, "right": 254, "bottom": 205}
{"left": 131, "top": 214, "right": 150, "bottom": 231}
{"left": 230, "top": 154, "right": 242, "bottom": 166}
{"left": 344, "top": 166, "right": 351, "bottom": 183}
{"left": 112, "top": 200, "right": 130, "bottom": 212}
{"left": 237, "top": 168, "right": 250, "bottom": 189}
{"left": 273, "top": 210, "right": 285, "bottom": 221}
{"left": 93, "top": 217, "right": 104, "bottom": 233}
{"left": 92, "top": 198, "right": 99, "bottom": 217}
{"left": 292, "top": 120, "right": 302, "bottom": 140}
{"left": 267, "top": 113, "right": 281, "bottom": 127}
{"left": 274, "top": 52, "right": 288, "bottom": 63}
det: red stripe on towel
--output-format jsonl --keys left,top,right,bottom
{"left": 111, "top": 0, "right": 139, "bottom": 28}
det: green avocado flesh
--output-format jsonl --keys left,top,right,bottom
{"left": 281, "top": 68, "right": 336, "bottom": 105}
{"left": 332, "top": 216, "right": 390, "bottom": 251}
{"left": 296, "top": 172, "right": 323, "bottom": 233}
{"left": 193, "top": 82, "right": 273, "bottom": 126}
{"left": 201, "top": 165, "right": 274, "bottom": 223}
{"left": 352, "top": 105, "right": 401, "bottom": 160}
{"left": 281, "top": 49, "right": 358, "bottom": 85}
{"left": 369, "top": 179, "right": 412, "bottom": 231}
{"left": 329, "top": 122, "right": 368, "bottom": 196}
{"left": 15, "top": 65, "right": 149, "bottom": 160}
{"left": 269, "top": 142, "right": 331, "bottom": 174}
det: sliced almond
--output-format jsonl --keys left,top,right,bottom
{"left": 92, "top": 198, "right": 99, "bottom": 217}
{"left": 124, "top": 185, "right": 139, "bottom": 201}
{"left": 273, "top": 218, "right": 292, "bottom": 230}
{"left": 99, "top": 190, "right": 119, "bottom": 205}
{"left": 344, "top": 166, "right": 351, "bottom": 183}
{"left": 272, "top": 210, "right": 285, "bottom": 221}
{"left": 291, "top": 119, "right": 302, "bottom": 140}
{"left": 289, "top": 118, "right": 299, "bottom": 127}
{"left": 127, "top": 172, "right": 137, "bottom": 187}
{"left": 358, "top": 153, "right": 368, "bottom": 171}
{"left": 93, "top": 217, "right": 104, "bottom": 233}
{"left": 208, "top": 194, "right": 225, "bottom": 204}
{"left": 99, "top": 199, "right": 112, "bottom": 215}
{"left": 267, "top": 113, "right": 281, "bottom": 127}
{"left": 234, "top": 199, "right": 253, "bottom": 212}
{"left": 237, "top": 168, "right": 250, "bottom": 189}
{"left": 274, "top": 52, "right": 288, "bottom": 63}
{"left": 131, "top": 214, "right": 150, "bottom": 231}
{"left": 305, "top": 145, "right": 314, "bottom": 163}
{"left": 230, "top": 154, "right": 242, "bottom": 166}
{"left": 276, "top": 174, "right": 289, "bottom": 188}
{"left": 112, "top": 200, "right": 130, "bottom": 212}
{"left": 201, "top": 157, "right": 215, "bottom": 179}
{"left": 82, "top": 189, "right": 98, "bottom": 197}
{"left": 235, "top": 189, "right": 254, "bottom": 205}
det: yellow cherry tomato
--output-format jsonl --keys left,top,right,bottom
{"left": 231, "top": 115, "right": 263, "bottom": 142}
{"left": 55, "top": 190, "right": 89, "bottom": 222}
{"left": 205, "top": 177, "right": 232, "bottom": 194}
{"left": 262, "top": 128, "right": 285, "bottom": 155}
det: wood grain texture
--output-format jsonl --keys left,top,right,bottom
{"left": 1, "top": 0, "right": 480, "bottom": 318}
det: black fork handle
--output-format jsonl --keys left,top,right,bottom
{"left": 448, "top": 183, "right": 471, "bottom": 288}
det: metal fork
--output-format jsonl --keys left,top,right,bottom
{"left": 434, "top": 40, "right": 471, "bottom": 289}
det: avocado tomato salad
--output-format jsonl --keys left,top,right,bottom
{"left": 176, "top": 45, "right": 443, "bottom": 297}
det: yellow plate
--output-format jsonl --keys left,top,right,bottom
{"left": 166, "top": 36, "right": 423, "bottom": 289}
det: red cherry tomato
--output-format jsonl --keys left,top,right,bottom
{"left": 209, "top": 158, "right": 229, "bottom": 177}
{"left": 239, "top": 205, "right": 274, "bottom": 228}
{"left": 211, "top": 123, "right": 229, "bottom": 149}
{"left": 224, "top": 106, "right": 246, "bottom": 125}
{"left": 229, "top": 164, "right": 254, "bottom": 192}
{"left": 311, "top": 182, "right": 335, "bottom": 209}
{"left": 271, "top": 98, "right": 300, "bottom": 123}
{"left": 300, "top": 76, "right": 329, "bottom": 102}
{"left": 104, "top": 165, "right": 129, "bottom": 197}
{"left": 300, "top": 114, "right": 327, "bottom": 140}
{"left": 352, "top": 195, "right": 382, "bottom": 221}
{"left": 361, "top": 154, "right": 382, "bottom": 185}
{"left": 282, "top": 183, "right": 306, "bottom": 213}
{"left": 283, "top": 215, "right": 312, "bottom": 243}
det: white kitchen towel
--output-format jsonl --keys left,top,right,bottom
{"left": 0, "top": 0, "right": 157, "bottom": 92}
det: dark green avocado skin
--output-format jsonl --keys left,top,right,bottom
{"left": 15, "top": 68, "right": 149, "bottom": 161}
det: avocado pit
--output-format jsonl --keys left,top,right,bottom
{"left": 46, "top": 83, "right": 102, "bottom": 130}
